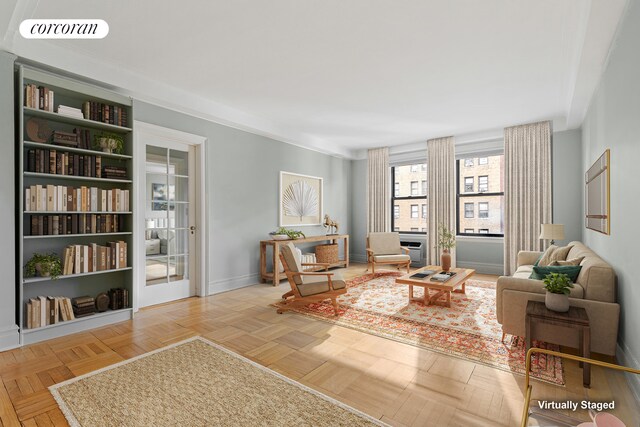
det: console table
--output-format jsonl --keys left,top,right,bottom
{"left": 526, "top": 300, "right": 591, "bottom": 387}
{"left": 259, "top": 234, "right": 349, "bottom": 285}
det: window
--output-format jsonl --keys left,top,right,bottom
{"left": 464, "top": 203, "right": 474, "bottom": 218}
{"left": 421, "top": 180, "right": 427, "bottom": 195}
{"left": 478, "top": 176, "right": 488, "bottom": 192}
{"left": 464, "top": 177, "right": 474, "bottom": 192}
{"left": 422, "top": 204, "right": 427, "bottom": 219}
{"left": 410, "top": 181, "right": 419, "bottom": 196}
{"left": 456, "top": 154, "right": 504, "bottom": 236}
{"left": 391, "top": 163, "right": 427, "bottom": 233}
{"left": 479, "top": 202, "right": 489, "bottom": 218}
{"left": 421, "top": 228, "right": 426, "bottom": 232}
{"left": 464, "top": 158, "right": 474, "bottom": 167}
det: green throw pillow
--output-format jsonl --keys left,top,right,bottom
{"left": 530, "top": 265, "right": 582, "bottom": 282}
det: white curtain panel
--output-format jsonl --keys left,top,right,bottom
{"left": 367, "top": 147, "right": 390, "bottom": 233}
{"left": 427, "top": 136, "right": 456, "bottom": 266}
{"left": 504, "top": 120, "right": 552, "bottom": 275}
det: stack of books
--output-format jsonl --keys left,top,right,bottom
{"left": 109, "top": 288, "right": 129, "bottom": 310}
{"left": 29, "top": 214, "right": 122, "bottom": 236}
{"left": 25, "top": 185, "right": 130, "bottom": 212}
{"left": 24, "top": 84, "right": 54, "bottom": 111}
{"left": 52, "top": 130, "right": 79, "bottom": 147}
{"left": 25, "top": 148, "right": 102, "bottom": 177}
{"left": 82, "top": 101, "right": 128, "bottom": 127}
{"left": 62, "top": 241, "right": 128, "bottom": 275}
{"left": 102, "top": 165, "right": 128, "bottom": 179}
{"left": 57, "top": 105, "right": 84, "bottom": 118}
{"left": 71, "top": 296, "right": 96, "bottom": 318}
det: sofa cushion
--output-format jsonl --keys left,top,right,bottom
{"left": 567, "top": 241, "right": 616, "bottom": 302}
{"left": 373, "top": 254, "right": 410, "bottom": 263}
{"left": 551, "top": 256, "right": 584, "bottom": 266}
{"left": 530, "top": 265, "right": 582, "bottom": 282}
{"left": 537, "top": 245, "right": 573, "bottom": 266}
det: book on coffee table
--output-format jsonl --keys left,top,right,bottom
{"left": 430, "top": 272, "right": 457, "bottom": 282}
{"left": 410, "top": 270, "right": 436, "bottom": 279}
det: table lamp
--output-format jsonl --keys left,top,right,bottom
{"left": 539, "top": 224, "right": 564, "bottom": 245}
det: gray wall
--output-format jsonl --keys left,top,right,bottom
{"left": 552, "top": 128, "right": 583, "bottom": 245}
{"left": 580, "top": 0, "right": 640, "bottom": 396}
{"left": 350, "top": 159, "right": 368, "bottom": 262}
{"left": 133, "top": 101, "right": 352, "bottom": 293}
{"left": 0, "top": 51, "right": 18, "bottom": 350}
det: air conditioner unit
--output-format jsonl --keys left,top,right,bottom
{"left": 401, "top": 240, "right": 425, "bottom": 267}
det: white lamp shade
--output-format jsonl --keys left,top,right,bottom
{"left": 539, "top": 224, "right": 565, "bottom": 240}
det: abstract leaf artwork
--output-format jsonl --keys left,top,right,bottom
{"left": 282, "top": 180, "right": 319, "bottom": 219}
{"left": 279, "top": 172, "right": 323, "bottom": 226}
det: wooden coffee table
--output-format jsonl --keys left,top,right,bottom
{"left": 396, "top": 265, "right": 475, "bottom": 307}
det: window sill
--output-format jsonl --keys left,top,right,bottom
{"left": 456, "top": 235, "right": 503, "bottom": 243}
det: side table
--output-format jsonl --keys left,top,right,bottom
{"left": 525, "top": 300, "right": 591, "bottom": 387}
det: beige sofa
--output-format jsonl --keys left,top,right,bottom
{"left": 496, "top": 241, "right": 619, "bottom": 355}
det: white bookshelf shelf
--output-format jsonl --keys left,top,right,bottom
{"left": 24, "top": 232, "right": 132, "bottom": 240}
{"left": 23, "top": 267, "right": 132, "bottom": 284}
{"left": 24, "top": 211, "right": 132, "bottom": 214}
{"left": 24, "top": 172, "right": 132, "bottom": 183}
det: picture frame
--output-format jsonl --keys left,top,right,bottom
{"left": 152, "top": 183, "right": 175, "bottom": 211}
{"left": 279, "top": 171, "right": 323, "bottom": 226}
{"left": 585, "top": 149, "right": 610, "bottom": 235}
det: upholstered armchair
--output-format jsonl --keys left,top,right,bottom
{"left": 366, "top": 232, "right": 411, "bottom": 273}
{"left": 277, "top": 242, "right": 346, "bottom": 315}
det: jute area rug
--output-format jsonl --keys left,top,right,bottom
{"left": 274, "top": 272, "right": 564, "bottom": 385}
{"left": 50, "top": 337, "right": 386, "bottom": 427}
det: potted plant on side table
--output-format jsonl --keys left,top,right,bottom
{"left": 543, "top": 272, "right": 574, "bottom": 312}
{"left": 436, "top": 223, "right": 456, "bottom": 272}
{"left": 25, "top": 253, "right": 63, "bottom": 280}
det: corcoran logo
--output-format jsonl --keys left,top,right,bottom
{"left": 19, "top": 19, "right": 109, "bottom": 39}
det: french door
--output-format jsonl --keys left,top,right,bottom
{"left": 134, "top": 122, "right": 206, "bottom": 309}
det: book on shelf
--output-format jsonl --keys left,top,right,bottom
{"left": 71, "top": 296, "right": 96, "bottom": 318}
{"left": 25, "top": 148, "right": 105, "bottom": 178}
{"left": 108, "top": 288, "right": 129, "bottom": 310}
{"left": 24, "top": 84, "right": 54, "bottom": 112}
{"left": 29, "top": 214, "right": 123, "bottom": 236}
{"left": 25, "top": 185, "right": 129, "bottom": 213}
{"left": 82, "top": 101, "right": 128, "bottom": 127}
{"left": 25, "top": 296, "right": 75, "bottom": 329}
{"left": 56, "top": 105, "right": 84, "bottom": 119}
{"left": 61, "top": 241, "right": 127, "bottom": 274}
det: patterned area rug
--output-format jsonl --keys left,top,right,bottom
{"left": 50, "top": 337, "right": 386, "bottom": 427}
{"left": 274, "top": 272, "right": 564, "bottom": 385}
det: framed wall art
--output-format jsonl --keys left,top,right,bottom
{"left": 279, "top": 171, "right": 323, "bottom": 226}
{"left": 585, "top": 149, "right": 610, "bottom": 235}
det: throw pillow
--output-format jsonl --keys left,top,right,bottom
{"left": 537, "top": 245, "right": 574, "bottom": 267}
{"left": 529, "top": 265, "right": 582, "bottom": 282}
{"left": 551, "top": 256, "right": 585, "bottom": 266}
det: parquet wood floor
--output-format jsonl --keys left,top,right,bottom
{"left": 1, "top": 264, "right": 638, "bottom": 426}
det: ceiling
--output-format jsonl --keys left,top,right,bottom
{"left": 0, "top": 0, "right": 628, "bottom": 158}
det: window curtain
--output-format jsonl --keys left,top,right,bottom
{"left": 504, "top": 120, "right": 552, "bottom": 275}
{"left": 427, "top": 136, "right": 456, "bottom": 266}
{"left": 367, "top": 147, "right": 390, "bottom": 233}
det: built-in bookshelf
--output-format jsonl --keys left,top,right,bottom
{"left": 17, "top": 65, "right": 135, "bottom": 345}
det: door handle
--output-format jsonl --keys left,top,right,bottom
{"left": 190, "top": 225, "right": 196, "bottom": 235}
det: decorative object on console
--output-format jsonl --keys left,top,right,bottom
{"left": 279, "top": 171, "right": 322, "bottom": 226}
{"left": 539, "top": 223, "right": 564, "bottom": 245}
{"left": 323, "top": 214, "right": 339, "bottom": 235}
{"left": 24, "top": 252, "right": 63, "bottom": 280}
{"left": 542, "top": 272, "right": 574, "bottom": 312}
{"left": 585, "top": 149, "right": 610, "bottom": 235}
{"left": 436, "top": 223, "right": 455, "bottom": 272}
{"left": 269, "top": 227, "right": 306, "bottom": 240}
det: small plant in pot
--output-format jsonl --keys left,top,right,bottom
{"left": 93, "top": 132, "right": 124, "bottom": 154}
{"left": 25, "top": 253, "right": 63, "bottom": 280}
{"left": 436, "top": 223, "right": 456, "bottom": 272}
{"left": 543, "top": 272, "right": 574, "bottom": 312}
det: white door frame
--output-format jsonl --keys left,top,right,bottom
{"left": 133, "top": 121, "right": 207, "bottom": 312}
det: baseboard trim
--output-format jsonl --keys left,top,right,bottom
{"left": 0, "top": 324, "right": 20, "bottom": 351}
{"left": 616, "top": 342, "right": 640, "bottom": 405}
{"left": 456, "top": 260, "right": 504, "bottom": 275}
{"left": 350, "top": 253, "right": 367, "bottom": 263}
{"left": 208, "top": 273, "right": 262, "bottom": 295}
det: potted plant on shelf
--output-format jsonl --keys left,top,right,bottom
{"left": 269, "top": 227, "right": 306, "bottom": 240}
{"left": 436, "top": 223, "right": 456, "bottom": 272}
{"left": 25, "top": 253, "right": 63, "bottom": 280}
{"left": 543, "top": 272, "right": 574, "bottom": 312}
{"left": 93, "top": 132, "right": 124, "bottom": 154}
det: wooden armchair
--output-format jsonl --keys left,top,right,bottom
{"left": 278, "top": 242, "right": 347, "bottom": 315}
{"left": 366, "top": 232, "right": 411, "bottom": 273}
